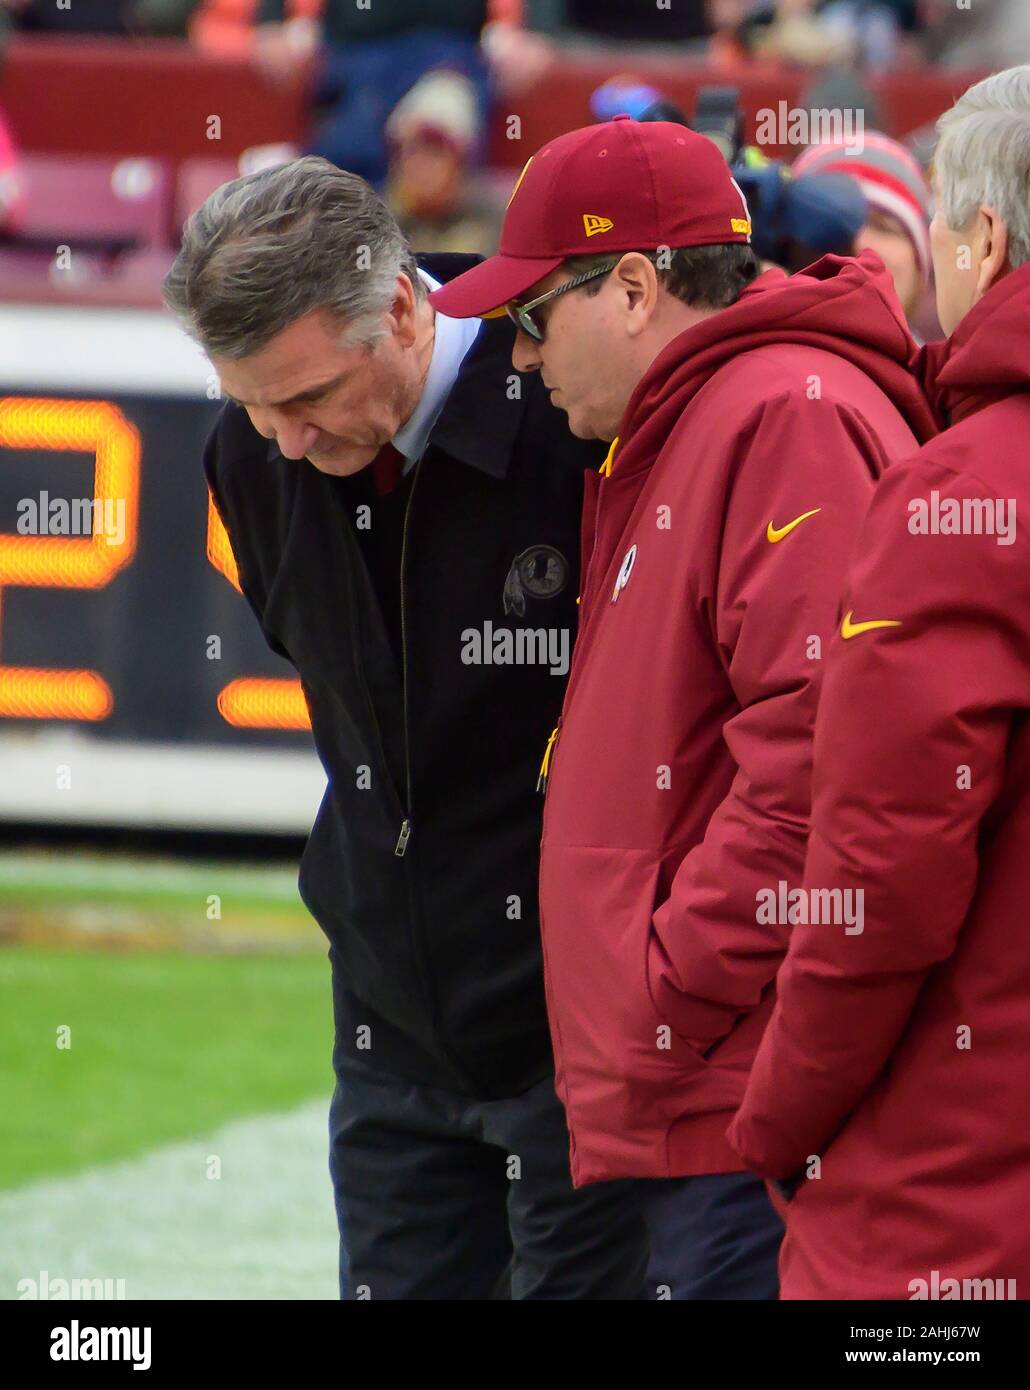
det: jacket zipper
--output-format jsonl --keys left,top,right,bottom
{"left": 394, "top": 455, "right": 423, "bottom": 856}
{"left": 536, "top": 442, "right": 616, "bottom": 798}
{"left": 352, "top": 621, "right": 407, "bottom": 834}
{"left": 537, "top": 720, "right": 561, "bottom": 795}
{"left": 391, "top": 451, "right": 478, "bottom": 1086}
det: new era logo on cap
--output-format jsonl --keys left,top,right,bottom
{"left": 429, "top": 116, "right": 754, "bottom": 320}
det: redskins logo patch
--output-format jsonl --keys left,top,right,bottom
{"left": 503, "top": 545, "right": 569, "bottom": 617}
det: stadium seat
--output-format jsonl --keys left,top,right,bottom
{"left": 15, "top": 154, "right": 172, "bottom": 255}
{"left": 0, "top": 245, "right": 109, "bottom": 302}
{"left": 174, "top": 157, "right": 239, "bottom": 237}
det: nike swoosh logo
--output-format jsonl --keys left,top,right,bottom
{"left": 841, "top": 610, "right": 902, "bottom": 640}
{"left": 767, "top": 508, "right": 821, "bottom": 543}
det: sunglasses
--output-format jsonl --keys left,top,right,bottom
{"left": 506, "top": 261, "right": 619, "bottom": 342}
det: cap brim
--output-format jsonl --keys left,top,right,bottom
{"left": 427, "top": 252, "right": 566, "bottom": 318}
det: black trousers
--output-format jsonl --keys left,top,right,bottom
{"left": 637, "top": 1171, "right": 785, "bottom": 1299}
{"left": 327, "top": 1048, "right": 649, "bottom": 1300}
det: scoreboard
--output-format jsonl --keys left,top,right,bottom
{"left": 0, "top": 304, "right": 325, "bottom": 832}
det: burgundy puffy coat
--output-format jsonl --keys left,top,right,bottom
{"left": 728, "top": 262, "right": 1030, "bottom": 1298}
{"left": 538, "top": 252, "right": 937, "bottom": 1186}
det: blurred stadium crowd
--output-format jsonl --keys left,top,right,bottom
{"left": 0, "top": 1, "right": 1025, "bottom": 332}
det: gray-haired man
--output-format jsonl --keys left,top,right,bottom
{"left": 163, "top": 157, "right": 648, "bottom": 1299}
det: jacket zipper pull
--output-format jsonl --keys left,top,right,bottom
{"left": 599, "top": 435, "right": 618, "bottom": 477}
{"left": 395, "top": 818, "right": 412, "bottom": 857}
{"left": 536, "top": 725, "right": 561, "bottom": 794}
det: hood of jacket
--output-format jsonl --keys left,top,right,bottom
{"left": 916, "top": 259, "right": 1030, "bottom": 426}
{"left": 610, "top": 249, "right": 938, "bottom": 480}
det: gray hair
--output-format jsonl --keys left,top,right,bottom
{"left": 162, "top": 156, "right": 424, "bottom": 359}
{"left": 935, "top": 64, "right": 1030, "bottom": 269}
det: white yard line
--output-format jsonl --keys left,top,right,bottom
{"left": 0, "top": 853, "right": 304, "bottom": 903}
{"left": 0, "top": 1101, "right": 337, "bottom": 1301}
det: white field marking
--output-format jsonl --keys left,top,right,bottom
{"left": 0, "top": 1101, "right": 337, "bottom": 1301}
{"left": 0, "top": 850, "right": 305, "bottom": 904}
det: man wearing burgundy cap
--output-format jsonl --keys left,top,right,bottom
{"left": 163, "top": 156, "right": 650, "bottom": 1299}
{"left": 432, "top": 116, "right": 938, "bottom": 1297}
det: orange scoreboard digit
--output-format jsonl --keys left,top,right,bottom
{"left": 0, "top": 397, "right": 138, "bottom": 720}
{"left": 205, "top": 495, "right": 310, "bottom": 731}
{"left": 0, "top": 393, "right": 311, "bottom": 742}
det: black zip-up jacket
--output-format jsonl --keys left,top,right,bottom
{"left": 203, "top": 255, "right": 603, "bottom": 1098}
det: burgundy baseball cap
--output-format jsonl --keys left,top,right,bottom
{"left": 429, "top": 115, "right": 753, "bottom": 319}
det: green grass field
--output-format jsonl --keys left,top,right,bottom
{"left": 0, "top": 948, "right": 334, "bottom": 1191}
{"left": 0, "top": 850, "right": 340, "bottom": 1298}
{"left": 0, "top": 849, "right": 333, "bottom": 1191}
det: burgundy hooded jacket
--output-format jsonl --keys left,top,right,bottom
{"left": 728, "top": 262, "right": 1030, "bottom": 1298}
{"left": 537, "top": 251, "right": 938, "bottom": 1187}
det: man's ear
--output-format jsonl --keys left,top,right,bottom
{"left": 390, "top": 272, "right": 420, "bottom": 347}
{"left": 975, "top": 205, "right": 1010, "bottom": 301}
{"left": 616, "top": 253, "right": 659, "bottom": 337}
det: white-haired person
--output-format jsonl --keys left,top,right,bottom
{"left": 731, "top": 65, "right": 1030, "bottom": 1301}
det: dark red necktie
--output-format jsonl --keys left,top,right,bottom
{"left": 370, "top": 442, "right": 404, "bottom": 497}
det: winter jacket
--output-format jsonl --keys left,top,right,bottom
{"left": 537, "top": 251, "right": 937, "bottom": 1186}
{"left": 205, "top": 254, "right": 603, "bottom": 1098}
{"left": 728, "top": 261, "right": 1030, "bottom": 1299}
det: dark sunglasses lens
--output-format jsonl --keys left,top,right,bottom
{"left": 507, "top": 302, "right": 543, "bottom": 342}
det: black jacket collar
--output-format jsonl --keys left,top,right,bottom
{"left": 266, "top": 253, "right": 527, "bottom": 479}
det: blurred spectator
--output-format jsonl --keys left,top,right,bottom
{"left": 0, "top": 0, "right": 203, "bottom": 34}
{"left": 189, "top": 0, "right": 319, "bottom": 58}
{"left": 3, "top": 0, "right": 132, "bottom": 32}
{"left": 747, "top": 0, "right": 853, "bottom": 66}
{"left": 133, "top": 0, "right": 199, "bottom": 36}
{"left": 480, "top": 12, "right": 555, "bottom": 98}
{"left": 385, "top": 69, "right": 502, "bottom": 256}
{"left": 923, "top": 0, "right": 1030, "bottom": 71}
{"left": 254, "top": 0, "right": 491, "bottom": 186}
{"left": 820, "top": 1, "right": 918, "bottom": 70}
{"left": 559, "top": 0, "right": 710, "bottom": 45}
{"left": 726, "top": 0, "right": 924, "bottom": 69}
{"left": 794, "top": 132, "right": 932, "bottom": 324}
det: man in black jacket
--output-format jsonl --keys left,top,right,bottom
{"left": 163, "top": 156, "right": 647, "bottom": 1299}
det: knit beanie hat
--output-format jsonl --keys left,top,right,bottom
{"left": 793, "top": 131, "right": 933, "bottom": 281}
